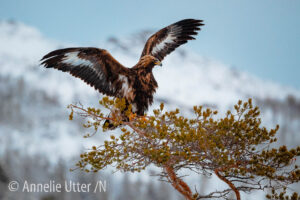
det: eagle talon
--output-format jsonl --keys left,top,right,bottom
{"left": 140, "top": 116, "right": 148, "bottom": 122}
{"left": 128, "top": 113, "right": 137, "bottom": 121}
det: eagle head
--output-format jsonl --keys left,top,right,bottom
{"left": 139, "top": 55, "right": 162, "bottom": 69}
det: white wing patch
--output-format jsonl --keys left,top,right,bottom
{"left": 132, "top": 103, "right": 138, "bottom": 112}
{"left": 152, "top": 26, "right": 182, "bottom": 55}
{"left": 119, "top": 74, "right": 130, "bottom": 92}
{"left": 118, "top": 74, "right": 134, "bottom": 101}
{"left": 62, "top": 52, "right": 94, "bottom": 67}
{"left": 152, "top": 34, "right": 176, "bottom": 55}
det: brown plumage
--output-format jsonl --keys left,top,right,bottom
{"left": 41, "top": 19, "right": 204, "bottom": 129}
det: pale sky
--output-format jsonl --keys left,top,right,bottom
{"left": 1, "top": 0, "right": 299, "bottom": 89}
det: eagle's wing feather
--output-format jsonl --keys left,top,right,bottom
{"left": 141, "top": 19, "right": 204, "bottom": 61}
{"left": 41, "top": 47, "right": 132, "bottom": 99}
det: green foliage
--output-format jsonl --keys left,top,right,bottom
{"left": 68, "top": 98, "right": 300, "bottom": 199}
{"left": 266, "top": 188, "right": 300, "bottom": 200}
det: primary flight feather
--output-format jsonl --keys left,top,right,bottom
{"left": 41, "top": 19, "right": 204, "bottom": 128}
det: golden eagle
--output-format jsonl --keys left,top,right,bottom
{"left": 41, "top": 19, "right": 204, "bottom": 128}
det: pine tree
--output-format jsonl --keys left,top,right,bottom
{"left": 68, "top": 97, "right": 300, "bottom": 200}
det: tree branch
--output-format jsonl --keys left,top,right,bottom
{"left": 215, "top": 168, "right": 241, "bottom": 200}
{"left": 165, "top": 165, "right": 194, "bottom": 200}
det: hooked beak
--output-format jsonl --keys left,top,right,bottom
{"left": 155, "top": 60, "right": 162, "bottom": 67}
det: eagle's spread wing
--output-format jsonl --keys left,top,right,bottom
{"left": 141, "top": 19, "right": 204, "bottom": 61}
{"left": 41, "top": 48, "right": 132, "bottom": 98}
